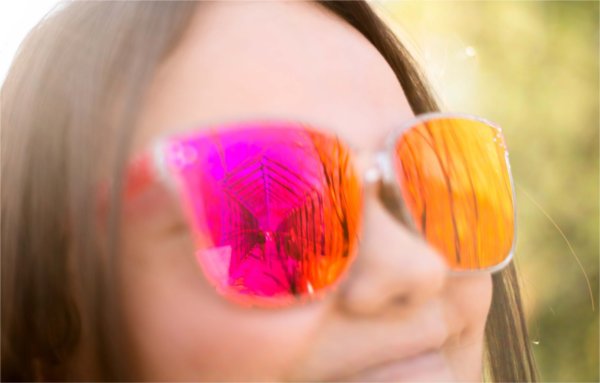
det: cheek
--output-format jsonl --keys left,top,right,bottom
{"left": 119, "top": 213, "right": 325, "bottom": 381}
{"left": 449, "top": 274, "right": 493, "bottom": 333}
{"left": 443, "top": 274, "right": 493, "bottom": 381}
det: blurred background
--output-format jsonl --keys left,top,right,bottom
{"left": 1, "top": 1, "right": 598, "bottom": 381}
{"left": 374, "top": 1, "right": 598, "bottom": 381}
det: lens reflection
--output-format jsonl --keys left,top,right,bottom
{"left": 163, "top": 122, "right": 361, "bottom": 306}
{"left": 394, "top": 117, "right": 514, "bottom": 271}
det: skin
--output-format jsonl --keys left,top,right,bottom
{"left": 120, "top": 1, "right": 493, "bottom": 381}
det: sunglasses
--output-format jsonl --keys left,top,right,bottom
{"left": 125, "top": 112, "right": 515, "bottom": 308}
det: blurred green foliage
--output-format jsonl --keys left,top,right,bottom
{"left": 375, "top": 1, "right": 599, "bottom": 381}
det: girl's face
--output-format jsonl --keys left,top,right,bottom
{"left": 120, "top": 2, "right": 492, "bottom": 381}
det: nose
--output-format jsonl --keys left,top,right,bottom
{"left": 335, "top": 186, "right": 448, "bottom": 316}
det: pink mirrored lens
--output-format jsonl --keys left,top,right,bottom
{"left": 162, "top": 122, "right": 361, "bottom": 306}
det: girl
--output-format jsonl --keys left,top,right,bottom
{"left": 1, "top": 1, "right": 537, "bottom": 381}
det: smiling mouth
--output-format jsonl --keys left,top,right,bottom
{"left": 335, "top": 350, "right": 449, "bottom": 382}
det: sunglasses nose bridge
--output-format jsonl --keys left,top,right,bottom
{"left": 355, "top": 149, "right": 419, "bottom": 233}
{"left": 357, "top": 151, "right": 389, "bottom": 187}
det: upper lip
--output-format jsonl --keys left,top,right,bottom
{"left": 322, "top": 325, "right": 448, "bottom": 381}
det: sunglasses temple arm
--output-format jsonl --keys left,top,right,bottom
{"left": 123, "top": 152, "right": 156, "bottom": 201}
{"left": 122, "top": 141, "right": 177, "bottom": 202}
{"left": 94, "top": 151, "right": 157, "bottom": 223}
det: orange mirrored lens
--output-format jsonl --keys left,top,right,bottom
{"left": 394, "top": 117, "right": 515, "bottom": 271}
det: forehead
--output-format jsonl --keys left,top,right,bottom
{"left": 135, "top": 1, "right": 413, "bottom": 152}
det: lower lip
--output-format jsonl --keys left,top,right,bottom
{"left": 344, "top": 351, "right": 449, "bottom": 382}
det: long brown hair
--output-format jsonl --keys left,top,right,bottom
{"left": 1, "top": 1, "right": 537, "bottom": 381}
